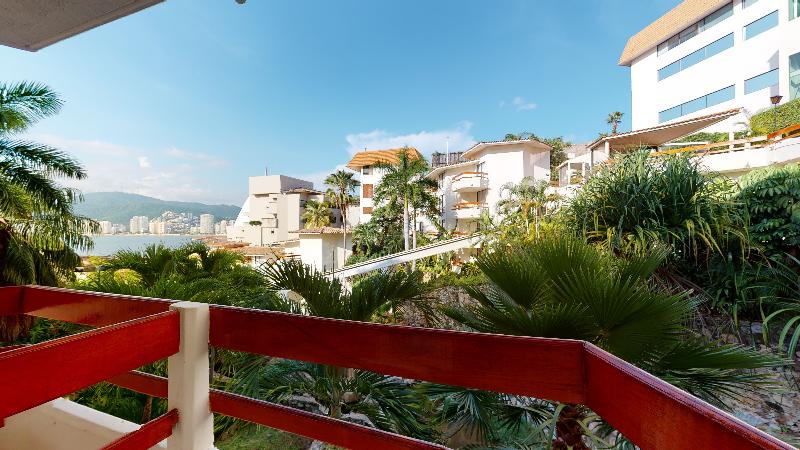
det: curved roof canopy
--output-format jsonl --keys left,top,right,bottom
{"left": 346, "top": 148, "right": 423, "bottom": 170}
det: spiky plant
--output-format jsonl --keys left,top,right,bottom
{"left": 442, "top": 235, "right": 781, "bottom": 448}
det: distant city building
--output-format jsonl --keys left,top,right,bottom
{"left": 214, "top": 220, "right": 228, "bottom": 235}
{"left": 199, "top": 214, "right": 215, "bottom": 234}
{"left": 111, "top": 224, "right": 126, "bottom": 234}
{"left": 128, "top": 216, "right": 149, "bottom": 234}
{"left": 98, "top": 221, "right": 113, "bottom": 235}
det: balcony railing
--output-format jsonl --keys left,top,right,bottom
{"left": 0, "top": 285, "right": 794, "bottom": 450}
{"left": 451, "top": 172, "right": 488, "bottom": 192}
{"left": 451, "top": 202, "right": 486, "bottom": 220}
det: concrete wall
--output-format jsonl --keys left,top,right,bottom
{"left": 0, "top": 398, "right": 167, "bottom": 450}
{"left": 630, "top": 0, "right": 800, "bottom": 132}
{"left": 298, "top": 233, "right": 352, "bottom": 272}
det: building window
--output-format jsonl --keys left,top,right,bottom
{"left": 362, "top": 183, "right": 373, "bottom": 199}
{"left": 656, "top": 3, "right": 733, "bottom": 55}
{"left": 744, "top": 11, "right": 779, "bottom": 40}
{"left": 745, "top": 68, "right": 779, "bottom": 94}
{"left": 659, "top": 85, "right": 735, "bottom": 122}
{"left": 658, "top": 34, "right": 734, "bottom": 81}
{"left": 743, "top": 0, "right": 760, "bottom": 7}
{"left": 792, "top": 0, "right": 800, "bottom": 20}
{"left": 362, "top": 165, "right": 371, "bottom": 175}
{"left": 790, "top": 52, "right": 800, "bottom": 99}
{"left": 362, "top": 207, "right": 373, "bottom": 214}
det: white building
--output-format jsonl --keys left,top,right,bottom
{"left": 98, "top": 221, "right": 113, "bottom": 235}
{"left": 621, "top": 0, "right": 800, "bottom": 133}
{"left": 128, "top": 216, "right": 148, "bottom": 234}
{"left": 199, "top": 214, "right": 214, "bottom": 234}
{"left": 227, "top": 175, "right": 343, "bottom": 246}
{"left": 148, "top": 218, "right": 167, "bottom": 235}
{"left": 345, "top": 148, "right": 424, "bottom": 224}
{"left": 215, "top": 220, "right": 228, "bottom": 235}
{"left": 424, "top": 140, "right": 551, "bottom": 234}
{"left": 283, "top": 227, "right": 353, "bottom": 273}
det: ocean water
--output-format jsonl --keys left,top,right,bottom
{"left": 83, "top": 235, "right": 197, "bottom": 256}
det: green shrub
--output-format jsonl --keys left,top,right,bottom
{"left": 564, "top": 150, "right": 746, "bottom": 261}
{"left": 750, "top": 98, "right": 800, "bottom": 134}
{"left": 737, "top": 163, "right": 800, "bottom": 256}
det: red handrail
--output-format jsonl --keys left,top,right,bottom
{"left": 0, "top": 310, "right": 179, "bottom": 420}
{"left": 1, "top": 286, "right": 794, "bottom": 450}
{"left": 100, "top": 409, "right": 179, "bottom": 450}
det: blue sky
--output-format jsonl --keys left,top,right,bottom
{"left": 4, "top": 0, "right": 676, "bottom": 205}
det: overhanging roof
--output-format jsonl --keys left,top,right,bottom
{"left": 462, "top": 139, "right": 551, "bottom": 160}
{"left": 587, "top": 108, "right": 742, "bottom": 151}
{"left": 0, "top": 0, "right": 163, "bottom": 51}
{"left": 346, "top": 148, "right": 423, "bottom": 170}
{"left": 619, "top": 0, "right": 728, "bottom": 66}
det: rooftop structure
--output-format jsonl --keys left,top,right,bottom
{"left": 0, "top": 285, "right": 793, "bottom": 449}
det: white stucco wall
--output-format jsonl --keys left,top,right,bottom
{"left": 630, "top": 0, "right": 800, "bottom": 132}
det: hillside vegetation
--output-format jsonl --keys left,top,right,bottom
{"left": 74, "top": 192, "right": 240, "bottom": 223}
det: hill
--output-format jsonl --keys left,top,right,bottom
{"left": 74, "top": 192, "right": 240, "bottom": 224}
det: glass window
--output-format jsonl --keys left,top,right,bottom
{"left": 791, "top": 53, "right": 800, "bottom": 100}
{"left": 743, "top": 0, "right": 760, "bottom": 7}
{"left": 682, "top": 96, "right": 708, "bottom": 115}
{"left": 792, "top": 0, "right": 800, "bottom": 20}
{"left": 707, "top": 85, "right": 736, "bottom": 107}
{"left": 679, "top": 24, "right": 699, "bottom": 43}
{"left": 658, "top": 61, "right": 681, "bottom": 80}
{"left": 660, "top": 106, "right": 682, "bottom": 123}
{"left": 745, "top": 68, "right": 779, "bottom": 94}
{"left": 362, "top": 165, "right": 371, "bottom": 175}
{"left": 705, "top": 33, "right": 734, "bottom": 58}
{"left": 701, "top": 3, "right": 733, "bottom": 30}
{"left": 681, "top": 48, "right": 705, "bottom": 70}
{"left": 745, "top": 11, "right": 779, "bottom": 40}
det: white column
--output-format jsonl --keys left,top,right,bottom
{"left": 167, "top": 302, "right": 214, "bottom": 450}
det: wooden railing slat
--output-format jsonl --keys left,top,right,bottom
{"left": 100, "top": 409, "right": 178, "bottom": 450}
{"left": 210, "top": 390, "right": 446, "bottom": 450}
{"left": 0, "top": 310, "right": 179, "bottom": 420}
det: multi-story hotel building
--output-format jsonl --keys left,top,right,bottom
{"left": 621, "top": 0, "right": 800, "bottom": 132}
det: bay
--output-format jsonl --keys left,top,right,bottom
{"left": 84, "top": 235, "right": 199, "bottom": 256}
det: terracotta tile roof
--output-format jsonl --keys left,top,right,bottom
{"left": 345, "top": 147, "right": 423, "bottom": 170}
{"left": 619, "top": 0, "right": 729, "bottom": 66}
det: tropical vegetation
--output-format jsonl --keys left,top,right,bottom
{"left": 0, "top": 82, "right": 98, "bottom": 341}
{"left": 300, "top": 199, "right": 331, "bottom": 228}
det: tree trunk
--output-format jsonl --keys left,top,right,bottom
{"left": 553, "top": 404, "right": 589, "bottom": 450}
{"left": 411, "top": 208, "right": 418, "bottom": 271}
{"left": 141, "top": 395, "right": 153, "bottom": 423}
{"left": 403, "top": 196, "right": 410, "bottom": 252}
{"left": 341, "top": 207, "right": 347, "bottom": 268}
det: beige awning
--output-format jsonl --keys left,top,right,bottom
{"left": 0, "top": 0, "right": 163, "bottom": 51}
{"left": 587, "top": 108, "right": 742, "bottom": 152}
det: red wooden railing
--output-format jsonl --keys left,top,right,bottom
{"left": 1, "top": 286, "right": 795, "bottom": 450}
{"left": 0, "top": 286, "right": 179, "bottom": 446}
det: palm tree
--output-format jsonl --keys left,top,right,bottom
{"left": 606, "top": 111, "right": 624, "bottom": 134}
{"left": 374, "top": 148, "right": 434, "bottom": 252}
{"left": 325, "top": 170, "right": 360, "bottom": 251}
{"left": 496, "top": 177, "right": 554, "bottom": 239}
{"left": 301, "top": 200, "right": 331, "bottom": 229}
{"left": 442, "top": 236, "right": 780, "bottom": 448}
{"left": 0, "top": 82, "right": 98, "bottom": 341}
{"left": 244, "top": 260, "right": 436, "bottom": 438}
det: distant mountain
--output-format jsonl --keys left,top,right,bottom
{"left": 74, "top": 192, "right": 240, "bottom": 224}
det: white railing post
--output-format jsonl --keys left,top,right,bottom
{"left": 167, "top": 302, "right": 214, "bottom": 449}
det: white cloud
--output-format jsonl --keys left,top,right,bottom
{"left": 27, "top": 134, "right": 239, "bottom": 204}
{"left": 344, "top": 121, "right": 476, "bottom": 157}
{"left": 500, "top": 97, "right": 537, "bottom": 111}
{"left": 166, "top": 147, "right": 229, "bottom": 167}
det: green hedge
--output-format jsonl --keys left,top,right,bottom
{"left": 750, "top": 98, "right": 800, "bottom": 134}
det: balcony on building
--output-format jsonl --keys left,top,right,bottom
{"left": 451, "top": 172, "right": 489, "bottom": 192}
{"left": 431, "top": 151, "right": 467, "bottom": 168}
{"left": 452, "top": 201, "right": 487, "bottom": 220}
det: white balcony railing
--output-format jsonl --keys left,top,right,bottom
{"left": 451, "top": 172, "right": 488, "bottom": 192}
{"left": 452, "top": 202, "right": 486, "bottom": 220}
